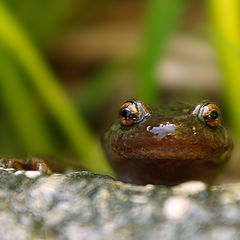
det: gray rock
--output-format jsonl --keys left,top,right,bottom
{"left": 0, "top": 168, "right": 240, "bottom": 240}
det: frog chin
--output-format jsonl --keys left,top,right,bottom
{"left": 107, "top": 147, "right": 223, "bottom": 186}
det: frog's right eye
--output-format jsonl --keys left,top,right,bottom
{"left": 119, "top": 100, "right": 150, "bottom": 126}
{"left": 192, "top": 100, "right": 221, "bottom": 127}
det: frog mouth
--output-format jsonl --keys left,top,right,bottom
{"left": 119, "top": 142, "right": 227, "bottom": 162}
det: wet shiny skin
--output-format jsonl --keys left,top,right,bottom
{"left": 104, "top": 100, "right": 232, "bottom": 186}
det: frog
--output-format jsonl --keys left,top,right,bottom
{"left": 103, "top": 99, "right": 232, "bottom": 186}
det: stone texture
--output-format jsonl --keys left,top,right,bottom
{"left": 0, "top": 168, "right": 240, "bottom": 240}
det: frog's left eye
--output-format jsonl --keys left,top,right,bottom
{"left": 193, "top": 101, "right": 221, "bottom": 127}
{"left": 119, "top": 100, "right": 150, "bottom": 126}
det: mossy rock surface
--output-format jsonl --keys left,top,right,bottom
{"left": 0, "top": 168, "right": 240, "bottom": 240}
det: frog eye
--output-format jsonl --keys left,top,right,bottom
{"left": 193, "top": 101, "right": 221, "bottom": 127}
{"left": 119, "top": 100, "right": 150, "bottom": 126}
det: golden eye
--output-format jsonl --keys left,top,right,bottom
{"left": 193, "top": 100, "right": 221, "bottom": 127}
{"left": 119, "top": 100, "right": 150, "bottom": 126}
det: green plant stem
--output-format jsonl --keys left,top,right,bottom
{"left": 0, "top": 49, "right": 56, "bottom": 154}
{"left": 138, "top": 0, "right": 186, "bottom": 103}
{"left": 207, "top": 0, "right": 240, "bottom": 136}
{"left": 0, "top": 1, "right": 114, "bottom": 176}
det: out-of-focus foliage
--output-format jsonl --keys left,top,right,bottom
{"left": 207, "top": 0, "right": 240, "bottom": 139}
{"left": 5, "top": 0, "right": 76, "bottom": 44}
{"left": 0, "top": 1, "right": 114, "bottom": 175}
{"left": 0, "top": 49, "right": 56, "bottom": 155}
{"left": 138, "top": 0, "right": 186, "bottom": 103}
{"left": 77, "top": 61, "right": 126, "bottom": 118}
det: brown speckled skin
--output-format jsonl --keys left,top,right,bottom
{"left": 0, "top": 156, "right": 64, "bottom": 174}
{"left": 104, "top": 101, "right": 232, "bottom": 186}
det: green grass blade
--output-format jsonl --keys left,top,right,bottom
{"left": 207, "top": 0, "right": 240, "bottom": 136}
{"left": 137, "top": 0, "right": 186, "bottom": 103}
{"left": 0, "top": 49, "right": 56, "bottom": 154}
{"left": 0, "top": 1, "right": 114, "bottom": 176}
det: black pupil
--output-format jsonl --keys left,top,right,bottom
{"left": 210, "top": 110, "right": 218, "bottom": 120}
{"left": 121, "top": 109, "right": 131, "bottom": 119}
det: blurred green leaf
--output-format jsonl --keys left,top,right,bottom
{"left": 0, "top": 1, "right": 114, "bottom": 176}
{"left": 207, "top": 0, "right": 240, "bottom": 136}
{"left": 0, "top": 48, "right": 57, "bottom": 155}
{"left": 4, "top": 0, "right": 75, "bottom": 44}
{"left": 138, "top": 0, "right": 187, "bottom": 103}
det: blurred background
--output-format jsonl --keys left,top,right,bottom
{"left": 0, "top": 0, "right": 239, "bottom": 182}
